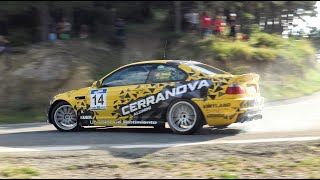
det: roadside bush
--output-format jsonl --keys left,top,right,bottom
{"left": 229, "top": 65, "right": 251, "bottom": 75}
{"left": 230, "top": 43, "right": 253, "bottom": 61}
{"left": 250, "top": 32, "right": 286, "bottom": 48}
{"left": 252, "top": 48, "right": 277, "bottom": 62}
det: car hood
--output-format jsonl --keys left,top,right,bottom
{"left": 54, "top": 87, "right": 92, "bottom": 100}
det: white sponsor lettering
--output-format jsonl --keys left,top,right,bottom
{"left": 122, "top": 105, "right": 130, "bottom": 115}
{"left": 187, "top": 80, "right": 199, "bottom": 91}
{"left": 146, "top": 96, "right": 155, "bottom": 107}
{"left": 198, "top": 80, "right": 210, "bottom": 89}
{"left": 155, "top": 93, "right": 166, "bottom": 104}
{"left": 94, "top": 119, "right": 157, "bottom": 125}
{"left": 137, "top": 99, "right": 146, "bottom": 109}
{"left": 80, "top": 115, "right": 92, "bottom": 120}
{"left": 121, "top": 80, "right": 210, "bottom": 115}
{"left": 165, "top": 89, "right": 176, "bottom": 99}
{"left": 176, "top": 85, "right": 187, "bottom": 95}
{"left": 129, "top": 102, "right": 138, "bottom": 112}
{"left": 133, "top": 106, "right": 152, "bottom": 116}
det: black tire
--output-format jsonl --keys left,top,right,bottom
{"left": 214, "top": 125, "right": 230, "bottom": 129}
{"left": 166, "top": 100, "right": 204, "bottom": 135}
{"left": 51, "top": 101, "right": 81, "bottom": 132}
{"left": 153, "top": 123, "right": 166, "bottom": 129}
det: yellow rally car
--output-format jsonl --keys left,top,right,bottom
{"left": 47, "top": 60, "right": 264, "bottom": 135}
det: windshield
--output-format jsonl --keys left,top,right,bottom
{"left": 185, "top": 62, "right": 230, "bottom": 76}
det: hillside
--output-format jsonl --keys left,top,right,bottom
{"left": 167, "top": 32, "right": 320, "bottom": 102}
{"left": 1, "top": 22, "right": 320, "bottom": 123}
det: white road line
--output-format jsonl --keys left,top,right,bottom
{"left": 0, "top": 145, "right": 92, "bottom": 153}
{"left": 111, "top": 136, "right": 320, "bottom": 149}
{"left": 0, "top": 136, "right": 320, "bottom": 152}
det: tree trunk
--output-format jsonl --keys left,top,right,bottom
{"left": 198, "top": 1, "right": 204, "bottom": 30}
{"left": 38, "top": 1, "right": 49, "bottom": 42}
{"left": 174, "top": 1, "right": 181, "bottom": 34}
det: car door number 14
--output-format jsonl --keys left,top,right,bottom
{"left": 90, "top": 89, "right": 107, "bottom": 110}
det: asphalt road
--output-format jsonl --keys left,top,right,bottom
{"left": 0, "top": 92, "right": 320, "bottom": 151}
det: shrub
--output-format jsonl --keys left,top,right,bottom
{"left": 252, "top": 48, "right": 277, "bottom": 62}
{"left": 250, "top": 32, "right": 286, "bottom": 48}
{"left": 230, "top": 44, "right": 253, "bottom": 61}
{"left": 229, "top": 65, "right": 251, "bottom": 75}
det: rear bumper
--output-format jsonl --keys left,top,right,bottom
{"left": 197, "top": 96, "right": 264, "bottom": 126}
{"left": 235, "top": 111, "right": 263, "bottom": 123}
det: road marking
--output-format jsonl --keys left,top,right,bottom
{"left": 0, "top": 136, "right": 319, "bottom": 152}
{"left": 110, "top": 136, "right": 320, "bottom": 149}
{"left": 0, "top": 145, "right": 91, "bottom": 153}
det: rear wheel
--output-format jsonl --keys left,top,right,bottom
{"left": 51, "top": 102, "right": 80, "bottom": 131}
{"left": 167, "top": 100, "right": 203, "bottom": 135}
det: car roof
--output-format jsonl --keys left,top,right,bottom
{"left": 124, "top": 60, "right": 201, "bottom": 66}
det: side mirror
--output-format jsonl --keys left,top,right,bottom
{"left": 92, "top": 80, "right": 101, "bottom": 88}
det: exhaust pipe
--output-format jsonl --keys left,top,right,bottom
{"left": 240, "top": 114, "right": 263, "bottom": 123}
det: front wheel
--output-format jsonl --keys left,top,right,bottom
{"left": 166, "top": 100, "right": 203, "bottom": 135}
{"left": 51, "top": 102, "right": 80, "bottom": 132}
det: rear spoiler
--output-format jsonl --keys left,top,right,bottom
{"left": 229, "top": 73, "right": 260, "bottom": 84}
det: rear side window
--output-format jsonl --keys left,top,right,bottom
{"left": 149, "top": 64, "right": 186, "bottom": 83}
{"left": 102, "top": 65, "right": 153, "bottom": 87}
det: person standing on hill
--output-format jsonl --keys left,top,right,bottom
{"left": 57, "top": 17, "right": 72, "bottom": 40}
{"left": 0, "top": 35, "right": 11, "bottom": 70}
{"left": 190, "top": 9, "right": 199, "bottom": 33}
{"left": 79, "top": 24, "right": 89, "bottom": 39}
{"left": 48, "top": 16, "right": 57, "bottom": 43}
{"left": 114, "top": 18, "right": 126, "bottom": 46}
{"left": 213, "top": 16, "right": 224, "bottom": 36}
{"left": 228, "top": 13, "right": 237, "bottom": 41}
{"left": 229, "top": 21, "right": 236, "bottom": 41}
{"left": 201, "top": 11, "right": 212, "bottom": 38}
{"left": 184, "top": 10, "right": 192, "bottom": 32}
{"left": 0, "top": 35, "right": 9, "bottom": 54}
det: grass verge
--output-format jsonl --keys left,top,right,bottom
{"left": 261, "top": 66, "right": 320, "bottom": 101}
{"left": 0, "top": 166, "right": 40, "bottom": 179}
{"left": 0, "top": 110, "right": 46, "bottom": 124}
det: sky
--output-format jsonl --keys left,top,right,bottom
{"left": 293, "top": 1, "right": 320, "bottom": 34}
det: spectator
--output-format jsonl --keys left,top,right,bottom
{"left": 229, "top": 21, "right": 236, "bottom": 41}
{"left": 114, "top": 18, "right": 126, "bottom": 46}
{"left": 57, "top": 17, "right": 72, "bottom": 40}
{"left": 201, "top": 11, "right": 212, "bottom": 38}
{"left": 229, "top": 12, "right": 237, "bottom": 22}
{"left": 0, "top": 35, "right": 9, "bottom": 54}
{"left": 0, "top": 35, "right": 11, "bottom": 70}
{"left": 79, "top": 24, "right": 88, "bottom": 39}
{"left": 213, "top": 16, "right": 224, "bottom": 36}
{"left": 183, "top": 10, "right": 192, "bottom": 32}
{"left": 189, "top": 9, "right": 199, "bottom": 33}
{"left": 48, "top": 17, "right": 57, "bottom": 43}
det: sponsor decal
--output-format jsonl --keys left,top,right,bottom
{"left": 133, "top": 106, "right": 152, "bottom": 116}
{"left": 80, "top": 115, "right": 93, "bottom": 120}
{"left": 204, "top": 103, "right": 231, "bottom": 109}
{"left": 121, "top": 79, "right": 210, "bottom": 116}
{"left": 207, "top": 114, "right": 225, "bottom": 118}
{"left": 94, "top": 120, "right": 157, "bottom": 125}
{"left": 90, "top": 89, "right": 107, "bottom": 110}
{"left": 205, "top": 108, "right": 230, "bottom": 113}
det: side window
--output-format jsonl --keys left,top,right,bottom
{"left": 149, "top": 64, "right": 186, "bottom": 83}
{"left": 102, "top": 65, "right": 153, "bottom": 87}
